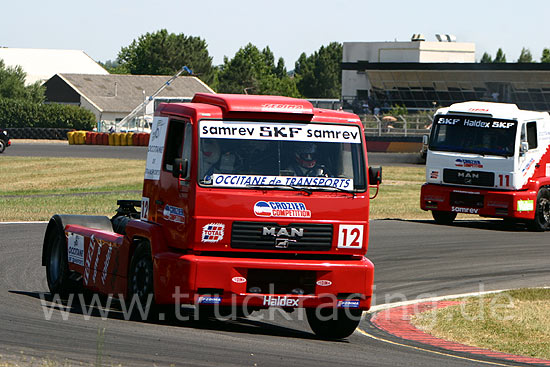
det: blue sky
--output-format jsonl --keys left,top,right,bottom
{"left": 2, "top": 0, "right": 548, "bottom": 67}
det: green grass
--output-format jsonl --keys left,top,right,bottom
{"left": 412, "top": 288, "right": 550, "bottom": 360}
{"left": 0, "top": 157, "right": 144, "bottom": 221}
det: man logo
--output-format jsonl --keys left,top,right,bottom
{"left": 262, "top": 227, "right": 304, "bottom": 237}
{"left": 262, "top": 226, "right": 304, "bottom": 249}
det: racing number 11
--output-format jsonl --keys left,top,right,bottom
{"left": 338, "top": 225, "right": 363, "bottom": 249}
{"left": 498, "top": 174, "right": 510, "bottom": 187}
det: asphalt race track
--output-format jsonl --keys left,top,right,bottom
{"left": 1, "top": 142, "right": 549, "bottom": 366}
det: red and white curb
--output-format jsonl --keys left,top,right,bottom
{"left": 360, "top": 291, "right": 550, "bottom": 366}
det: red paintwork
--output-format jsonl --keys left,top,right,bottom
{"left": 64, "top": 94, "right": 375, "bottom": 310}
{"left": 420, "top": 184, "right": 537, "bottom": 219}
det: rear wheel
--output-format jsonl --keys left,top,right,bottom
{"left": 431, "top": 210, "right": 457, "bottom": 225}
{"left": 0, "top": 140, "right": 5, "bottom": 153}
{"left": 531, "top": 187, "right": 550, "bottom": 231}
{"left": 306, "top": 307, "right": 362, "bottom": 339}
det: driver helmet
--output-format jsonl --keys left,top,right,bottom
{"left": 201, "top": 140, "right": 221, "bottom": 165}
{"left": 294, "top": 142, "right": 317, "bottom": 169}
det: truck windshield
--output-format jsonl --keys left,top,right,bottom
{"left": 198, "top": 120, "right": 366, "bottom": 191}
{"left": 429, "top": 114, "right": 517, "bottom": 157}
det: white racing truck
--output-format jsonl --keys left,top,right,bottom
{"left": 420, "top": 101, "right": 550, "bottom": 230}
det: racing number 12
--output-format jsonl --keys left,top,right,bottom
{"left": 338, "top": 225, "right": 363, "bottom": 249}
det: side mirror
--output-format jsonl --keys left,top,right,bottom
{"left": 520, "top": 141, "right": 529, "bottom": 154}
{"left": 172, "top": 158, "right": 188, "bottom": 178}
{"left": 369, "top": 166, "right": 382, "bottom": 185}
{"left": 422, "top": 134, "right": 429, "bottom": 145}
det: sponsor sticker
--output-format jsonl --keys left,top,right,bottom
{"left": 163, "top": 205, "right": 185, "bottom": 223}
{"left": 316, "top": 280, "right": 332, "bottom": 287}
{"left": 202, "top": 223, "right": 225, "bottom": 243}
{"left": 429, "top": 170, "right": 439, "bottom": 180}
{"left": 455, "top": 159, "right": 483, "bottom": 168}
{"left": 211, "top": 174, "right": 352, "bottom": 189}
{"left": 200, "top": 121, "right": 361, "bottom": 143}
{"left": 67, "top": 233, "right": 85, "bottom": 266}
{"left": 254, "top": 201, "right": 311, "bottom": 218}
{"left": 451, "top": 207, "right": 479, "bottom": 214}
{"left": 232, "top": 277, "right": 247, "bottom": 284}
{"left": 337, "top": 300, "right": 360, "bottom": 308}
{"left": 517, "top": 199, "right": 534, "bottom": 212}
{"left": 263, "top": 296, "right": 299, "bottom": 307}
{"left": 198, "top": 296, "right": 222, "bottom": 304}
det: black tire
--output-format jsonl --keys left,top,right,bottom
{"left": 0, "top": 140, "right": 5, "bottom": 153}
{"left": 306, "top": 307, "right": 362, "bottom": 339}
{"left": 127, "top": 242, "right": 156, "bottom": 320}
{"left": 531, "top": 187, "right": 550, "bottom": 231}
{"left": 45, "top": 226, "right": 76, "bottom": 296}
{"left": 431, "top": 210, "right": 457, "bottom": 225}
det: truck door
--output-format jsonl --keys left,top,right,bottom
{"left": 519, "top": 121, "right": 538, "bottom": 177}
{"left": 154, "top": 119, "right": 193, "bottom": 245}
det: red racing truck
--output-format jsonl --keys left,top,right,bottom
{"left": 42, "top": 93, "right": 382, "bottom": 339}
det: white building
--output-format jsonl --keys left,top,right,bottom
{"left": 0, "top": 48, "right": 108, "bottom": 85}
{"left": 342, "top": 36, "right": 476, "bottom": 99}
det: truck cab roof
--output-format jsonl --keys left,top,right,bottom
{"left": 437, "top": 101, "right": 550, "bottom": 121}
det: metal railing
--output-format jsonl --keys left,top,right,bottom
{"left": 360, "top": 114, "right": 433, "bottom": 137}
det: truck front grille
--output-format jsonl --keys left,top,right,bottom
{"left": 443, "top": 169, "right": 494, "bottom": 187}
{"left": 231, "top": 221, "right": 333, "bottom": 251}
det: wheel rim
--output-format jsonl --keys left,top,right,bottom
{"left": 48, "top": 238, "right": 62, "bottom": 285}
{"left": 541, "top": 198, "right": 550, "bottom": 224}
{"left": 132, "top": 258, "right": 151, "bottom": 298}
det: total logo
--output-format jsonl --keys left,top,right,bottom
{"left": 455, "top": 159, "right": 483, "bottom": 168}
{"left": 254, "top": 201, "right": 311, "bottom": 218}
{"left": 201, "top": 223, "right": 225, "bottom": 243}
{"left": 263, "top": 296, "right": 299, "bottom": 307}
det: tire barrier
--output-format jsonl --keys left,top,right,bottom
{"left": 67, "top": 131, "right": 150, "bottom": 146}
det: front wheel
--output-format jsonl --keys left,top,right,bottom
{"left": 127, "top": 242, "right": 156, "bottom": 320}
{"left": 431, "top": 210, "right": 457, "bottom": 225}
{"left": 531, "top": 187, "right": 550, "bottom": 231}
{"left": 0, "top": 140, "right": 5, "bottom": 153}
{"left": 306, "top": 307, "right": 362, "bottom": 339}
{"left": 45, "top": 225, "right": 76, "bottom": 296}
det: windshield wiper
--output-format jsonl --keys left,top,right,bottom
{"left": 312, "top": 185, "right": 356, "bottom": 197}
{"left": 246, "top": 184, "right": 312, "bottom": 195}
{"left": 247, "top": 184, "right": 356, "bottom": 197}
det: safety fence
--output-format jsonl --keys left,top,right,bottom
{"left": 6, "top": 127, "right": 73, "bottom": 140}
{"left": 67, "top": 131, "right": 150, "bottom": 146}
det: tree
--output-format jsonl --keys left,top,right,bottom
{"left": 517, "top": 48, "right": 533, "bottom": 63}
{"left": 99, "top": 59, "right": 129, "bottom": 74}
{"left": 117, "top": 29, "right": 215, "bottom": 84}
{"left": 541, "top": 48, "right": 550, "bottom": 63}
{"left": 294, "top": 42, "right": 343, "bottom": 98}
{"left": 216, "top": 43, "right": 300, "bottom": 97}
{"left": 0, "top": 59, "right": 44, "bottom": 103}
{"left": 480, "top": 52, "right": 493, "bottom": 63}
{"left": 493, "top": 48, "right": 507, "bottom": 63}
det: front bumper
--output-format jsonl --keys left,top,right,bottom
{"left": 153, "top": 253, "right": 374, "bottom": 310}
{"left": 420, "top": 183, "right": 537, "bottom": 220}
